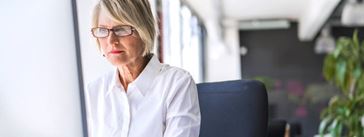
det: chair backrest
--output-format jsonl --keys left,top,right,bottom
{"left": 197, "top": 80, "right": 268, "bottom": 137}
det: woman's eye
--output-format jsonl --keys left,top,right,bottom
{"left": 115, "top": 27, "right": 127, "bottom": 32}
{"left": 99, "top": 28, "right": 108, "bottom": 33}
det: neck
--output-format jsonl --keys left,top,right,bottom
{"left": 117, "top": 55, "right": 151, "bottom": 91}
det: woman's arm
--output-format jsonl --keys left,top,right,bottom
{"left": 164, "top": 74, "right": 201, "bottom": 137}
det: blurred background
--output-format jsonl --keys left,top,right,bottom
{"left": 1, "top": 0, "right": 364, "bottom": 136}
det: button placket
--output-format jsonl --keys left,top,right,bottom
{"left": 119, "top": 90, "right": 131, "bottom": 137}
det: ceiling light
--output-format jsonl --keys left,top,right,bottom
{"left": 315, "top": 26, "right": 335, "bottom": 54}
{"left": 239, "top": 20, "right": 290, "bottom": 30}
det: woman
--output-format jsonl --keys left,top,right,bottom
{"left": 85, "top": 0, "right": 201, "bottom": 137}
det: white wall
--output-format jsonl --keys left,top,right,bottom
{"left": 0, "top": 0, "right": 84, "bottom": 137}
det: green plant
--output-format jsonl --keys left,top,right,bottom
{"left": 319, "top": 30, "right": 364, "bottom": 137}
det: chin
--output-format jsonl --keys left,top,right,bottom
{"left": 108, "top": 57, "right": 129, "bottom": 66}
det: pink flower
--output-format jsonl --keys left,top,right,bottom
{"left": 295, "top": 106, "right": 308, "bottom": 118}
{"left": 286, "top": 80, "right": 305, "bottom": 97}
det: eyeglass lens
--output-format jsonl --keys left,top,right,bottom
{"left": 92, "top": 26, "right": 133, "bottom": 38}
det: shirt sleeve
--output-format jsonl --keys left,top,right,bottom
{"left": 163, "top": 74, "right": 201, "bottom": 137}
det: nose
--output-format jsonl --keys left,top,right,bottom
{"left": 107, "top": 31, "right": 119, "bottom": 46}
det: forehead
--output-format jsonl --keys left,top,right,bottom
{"left": 97, "top": 9, "right": 123, "bottom": 27}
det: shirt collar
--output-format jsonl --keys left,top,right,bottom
{"left": 108, "top": 55, "right": 162, "bottom": 96}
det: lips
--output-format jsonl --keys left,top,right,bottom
{"left": 109, "top": 50, "right": 123, "bottom": 54}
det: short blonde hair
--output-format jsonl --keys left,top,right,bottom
{"left": 92, "top": 0, "right": 156, "bottom": 56}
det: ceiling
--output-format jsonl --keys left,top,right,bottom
{"left": 185, "top": 0, "right": 344, "bottom": 41}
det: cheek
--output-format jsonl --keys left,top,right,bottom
{"left": 135, "top": 36, "right": 146, "bottom": 52}
{"left": 134, "top": 41, "right": 145, "bottom": 55}
{"left": 98, "top": 40, "right": 109, "bottom": 51}
{"left": 125, "top": 37, "right": 145, "bottom": 54}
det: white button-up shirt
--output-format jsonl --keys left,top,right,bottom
{"left": 85, "top": 55, "right": 201, "bottom": 137}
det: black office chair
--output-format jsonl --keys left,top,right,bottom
{"left": 197, "top": 80, "right": 268, "bottom": 137}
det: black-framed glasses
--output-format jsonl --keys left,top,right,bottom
{"left": 91, "top": 25, "right": 135, "bottom": 38}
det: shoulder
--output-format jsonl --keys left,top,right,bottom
{"left": 157, "top": 64, "right": 197, "bottom": 97}
{"left": 158, "top": 65, "right": 199, "bottom": 109}
{"left": 159, "top": 64, "right": 194, "bottom": 83}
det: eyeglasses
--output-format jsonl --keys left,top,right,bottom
{"left": 91, "top": 25, "right": 135, "bottom": 38}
